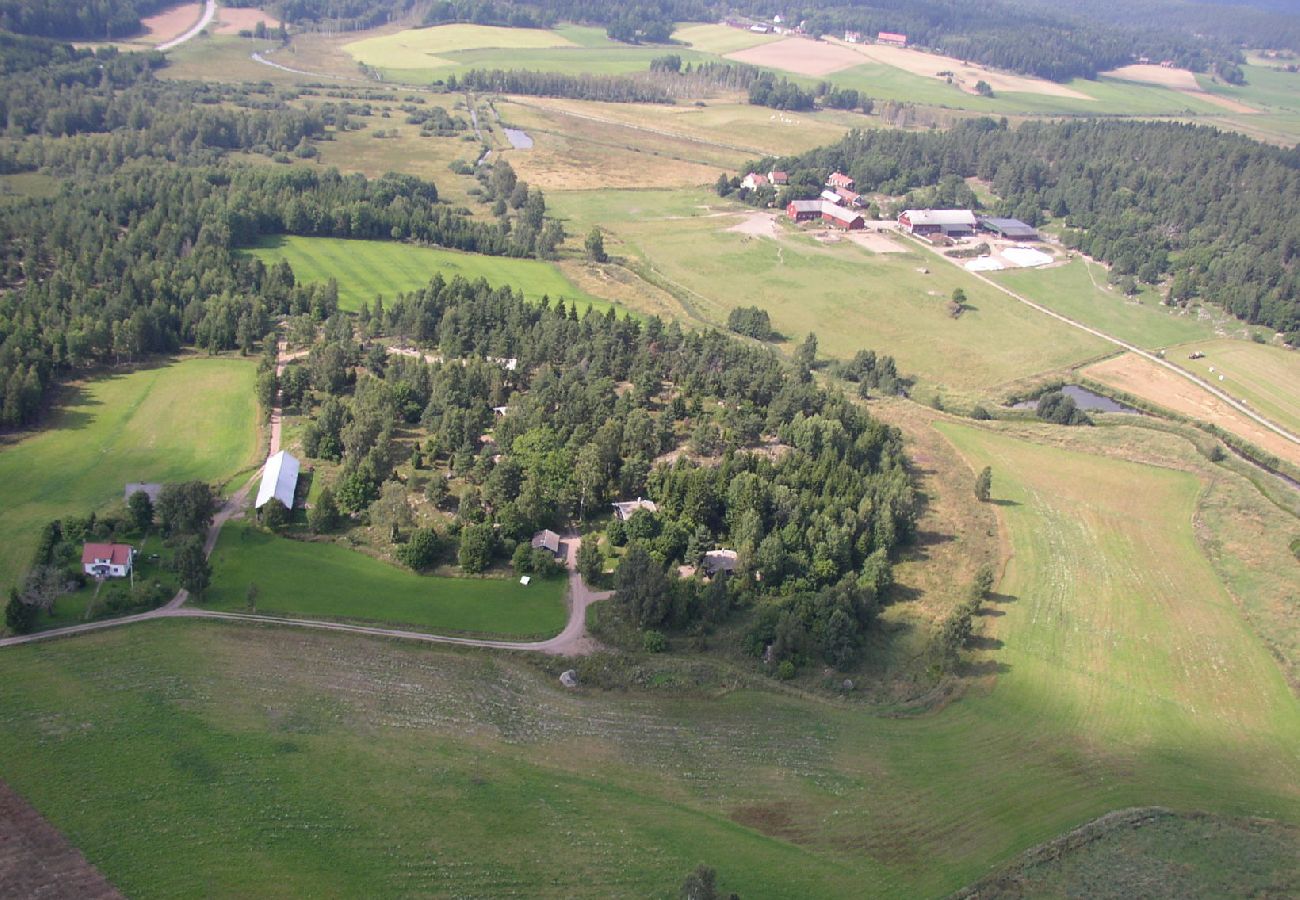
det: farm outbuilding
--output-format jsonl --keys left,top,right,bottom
{"left": 877, "top": 31, "right": 907, "bottom": 46}
{"left": 821, "top": 204, "right": 865, "bottom": 230}
{"left": 612, "top": 497, "right": 657, "bottom": 521}
{"left": 980, "top": 217, "right": 1039, "bottom": 240}
{"left": 786, "top": 199, "right": 822, "bottom": 222}
{"left": 531, "top": 529, "right": 562, "bottom": 557}
{"left": 899, "top": 209, "right": 978, "bottom": 237}
{"left": 255, "top": 450, "right": 300, "bottom": 510}
{"left": 820, "top": 189, "right": 844, "bottom": 204}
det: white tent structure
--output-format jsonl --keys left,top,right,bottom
{"left": 255, "top": 450, "right": 300, "bottom": 510}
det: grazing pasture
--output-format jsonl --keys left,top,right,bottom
{"left": 993, "top": 257, "right": 1219, "bottom": 350}
{"left": 0, "top": 358, "right": 259, "bottom": 590}
{"left": 0, "top": 422, "right": 1296, "bottom": 896}
{"left": 243, "top": 235, "right": 608, "bottom": 312}
{"left": 205, "top": 523, "right": 567, "bottom": 637}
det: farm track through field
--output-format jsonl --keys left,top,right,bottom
{"left": 915, "top": 236, "right": 1300, "bottom": 453}
{"left": 251, "top": 49, "right": 369, "bottom": 81}
{"left": 157, "top": 0, "right": 216, "bottom": 52}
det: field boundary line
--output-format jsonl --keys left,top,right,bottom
{"left": 913, "top": 235, "right": 1300, "bottom": 449}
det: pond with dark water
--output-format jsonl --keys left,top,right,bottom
{"left": 1012, "top": 385, "right": 1138, "bottom": 414}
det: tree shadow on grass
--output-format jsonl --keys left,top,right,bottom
{"left": 990, "top": 498, "right": 1020, "bottom": 507}
{"left": 987, "top": 591, "right": 1018, "bottom": 604}
{"left": 967, "top": 635, "right": 1004, "bottom": 651}
{"left": 962, "top": 658, "right": 1011, "bottom": 676}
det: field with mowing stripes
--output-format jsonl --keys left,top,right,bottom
{"left": 205, "top": 523, "right": 567, "bottom": 638}
{"left": 243, "top": 236, "right": 608, "bottom": 312}
{"left": 1174, "top": 338, "right": 1300, "bottom": 440}
{"left": 0, "top": 422, "right": 1295, "bottom": 896}
{"left": 0, "top": 358, "right": 259, "bottom": 590}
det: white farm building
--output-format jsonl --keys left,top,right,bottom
{"left": 255, "top": 450, "right": 300, "bottom": 510}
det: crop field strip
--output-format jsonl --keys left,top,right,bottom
{"left": 1, "top": 419, "right": 1296, "bottom": 896}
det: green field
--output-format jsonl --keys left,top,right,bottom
{"left": 1, "top": 423, "right": 1295, "bottom": 896}
{"left": 244, "top": 235, "right": 609, "bottom": 312}
{"left": 1174, "top": 337, "right": 1300, "bottom": 439}
{"left": 550, "top": 193, "right": 1111, "bottom": 398}
{"left": 670, "top": 23, "right": 780, "bottom": 55}
{"left": 0, "top": 358, "right": 259, "bottom": 590}
{"left": 344, "top": 23, "right": 579, "bottom": 69}
{"left": 205, "top": 523, "right": 567, "bottom": 637}
{"left": 993, "top": 257, "right": 1219, "bottom": 350}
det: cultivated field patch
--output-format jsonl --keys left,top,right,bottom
{"left": 0, "top": 358, "right": 259, "bottom": 589}
{"left": 135, "top": 2, "right": 204, "bottom": 45}
{"left": 243, "top": 236, "right": 607, "bottom": 312}
{"left": 1174, "top": 338, "right": 1300, "bottom": 439}
{"left": 344, "top": 24, "right": 577, "bottom": 70}
{"left": 1104, "top": 64, "right": 1259, "bottom": 114}
{"left": 0, "top": 780, "right": 122, "bottom": 899}
{"left": 725, "top": 37, "right": 865, "bottom": 77}
{"left": 671, "top": 23, "right": 782, "bottom": 55}
{"left": 838, "top": 39, "right": 1092, "bottom": 99}
{"left": 1083, "top": 352, "right": 1300, "bottom": 468}
{"left": 213, "top": 7, "right": 281, "bottom": 36}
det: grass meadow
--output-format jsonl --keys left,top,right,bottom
{"left": 243, "top": 235, "right": 610, "bottom": 312}
{"left": 550, "top": 195, "right": 1111, "bottom": 399}
{"left": 0, "top": 358, "right": 259, "bottom": 589}
{"left": 1174, "top": 337, "right": 1300, "bottom": 439}
{"left": 993, "top": 257, "right": 1220, "bottom": 349}
{"left": 0, "top": 422, "right": 1294, "bottom": 896}
{"left": 205, "top": 522, "right": 567, "bottom": 637}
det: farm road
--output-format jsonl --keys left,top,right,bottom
{"left": 918, "top": 237, "right": 1300, "bottom": 451}
{"left": 157, "top": 0, "right": 216, "bottom": 52}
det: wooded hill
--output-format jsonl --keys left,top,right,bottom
{"left": 753, "top": 119, "right": 1300, "bottom": 336}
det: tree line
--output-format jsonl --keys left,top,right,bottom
{"left": 750, "top": 117, "right": 1300, "bottom": 336}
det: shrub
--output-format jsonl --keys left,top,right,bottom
{"left": 398, "top": 528, "right": 442, "bottom": 571}
{"left": 642, "top": 629, "right": 667, "bottom": 653}
{"left": 776, "top": 659, "right": 796, "bottom": 680}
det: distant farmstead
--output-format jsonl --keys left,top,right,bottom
{"left": 877, "top": 31, "right": 907, "bottom": 46}
{"left": 82, "top": 543, "right": 133, "bottom": 579}
{"left": 899, "top": 209, "right": 978, "bottom": 237}
{"left": 255, "top": 450, "right": 300, "bottom": 510}
{"left": 612, "top": 497, "right": 658, "bottom": 521}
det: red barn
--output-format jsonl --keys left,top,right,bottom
{"left": 786, "top": 199, "right": 822, "bottom": 222}
{"left": 877, "top": 31, "right": 907, "bottom": 46}
{"left": 822, "top": 204, "right": 865, "bottom": 230}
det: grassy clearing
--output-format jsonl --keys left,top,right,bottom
{"left": 205, "top": 522, "right": 567, "bottom": 637}
{"left": 243, "top": 235, "right": 610, "bottom": 312}
{"left": 993, "top": 257, "right": 1219, "bottom": 350}
{"left": 1174, "top": 338, "right": 1300, "bottom": 440}
{"left": 0, "top": 421, "right": 1296, "bottom": 896}
{"left": 344, "top": 23, "right": 577, "bottom": 70}
{"left": 550, "top": 194, "right": 1110, "bottom": 399}
{"left": 0, "top": 358, "right": 259, "bottom": 589}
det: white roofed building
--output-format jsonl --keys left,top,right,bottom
{"left": 256, "top": 450, "right": 300, "bottom": 510}
{"left": 898, "top": 209, "right": 978, "bottom": 236}
{"left": 612, "top": 497, "right": 658, "bottom": 521}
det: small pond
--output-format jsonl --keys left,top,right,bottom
{"left": 503, "top": 128, "right": 534, "bottom": 150}
{"left": 1012, "top": 385, "right": 1138, "bottom": 414}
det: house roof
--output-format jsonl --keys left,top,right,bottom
{"left": 788, "top": 199, "right": 822, "bottom": 213}
{"left": 612, "top": 497, "right": 657, "bottom": 518}
{"left": 82, "top": 543, "right": 132, "bottom": 566}
{"left": 836, "top": 188, "right": 861, "bottom": 203}
{"left": 828, "top": 172, "right": 854, "bottom": 185}
{"left": 822, "top": 204, "right": 864, "bottom": 224}
{"left": 980, "top": 216, "right": 1038, "bottom": 237}
{"left": 878, "top": 31, "right": 907, "bottom": 42}
{"left": 255, "top": 450, "right": 300, "bottom": 510}
{"left": 820, "top": 189, "right": 844, "bottom": 204}
{"left": 703, "top": 549, "right": 739, "bottom": 574}
{"left": 902, "top": 209, "right": 977, "bottom": 227}
{"left": 531, "top": 529, "right": 561, "bottom": 553}
{"left": 768, "top": 170, "right": 788, "bottom": 181}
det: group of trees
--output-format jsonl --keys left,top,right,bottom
{"left": 271, "top": 268, "right": 915, "bottom": 669}
{"left": 447, "top": 69, "right": 673, "bottom": 104}
{"left": 751, "top": 118, "right": 1300, "bottom": 335}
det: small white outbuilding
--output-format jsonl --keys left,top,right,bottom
{"left": 255, "top": 450, "right": 300, "bottom": 510}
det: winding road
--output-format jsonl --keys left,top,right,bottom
{"left": 157, "top": 0, "right": 216, "bottom": 52}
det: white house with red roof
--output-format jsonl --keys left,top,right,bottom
{"left": 767, "top": 170, "right": 789, "bottom": 185}
{"left": 827, "top": 172, "right": 855, "bottom": 190}
{"left": 82, "top": 543, "right": 133, "bottom": 579}
{"left": 742, "top": 172, "right": 770, "bottom": 191}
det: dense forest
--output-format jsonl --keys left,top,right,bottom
{"left": 752, "top": 119, "right": 1300, "bottom": 335}
{"left": 0, "top": 0, "right": 173, "bottom": 39}
{"left": 277, "top": 275, "right": 913, "bottom": 671}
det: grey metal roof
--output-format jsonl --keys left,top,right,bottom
{"left": 255, "top": 451, "right": 300, "bottom": 509}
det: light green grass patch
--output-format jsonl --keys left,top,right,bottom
{"left": 206, "top": 522, "right": 567, "bottom": 637}
{"left": 671, "top": 23, "right": 781, "bottom": 55}
{"left": 0, "top": 358, "right": 259, "bottom": 589}
{"left": 993, "top": 257, "right": 1218, "bottom": 350}
{"left": 345, "top": 24, "right": 577, "bottom": 70}
{"left": 1174, "top": 337, "right": 1300, "bottom": 439}
{"left": 243, "top": 235, "right": 610, "bottom": 312}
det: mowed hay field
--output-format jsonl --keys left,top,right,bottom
{"left": 244, "top": 236, "right": 609, "bottom": 312}
{"left": 993, "top": 257, "right": 1219, "bottom": 350}
{"left": 1174, "top": 338, "right": 1300, "bottom": 440}
{"left": 554, "top": 196, "right": 1110, "bottom": 399}
{"left": 206, "top": 523, "right": 567, "bottom": 638}
{"left": 1, "top": 424, "right": 1296, "bottom": 896}
{"left": 344, "top": 23, "right": 578, "bottom": 70}
{"left": 0, "top": 358, "right": 259, "bottom": 589}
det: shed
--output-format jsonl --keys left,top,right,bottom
{"left": 702, "top": 549, "right": 739, "bottom": 576}
{"left": 255, "top": 450, "right": 300, "bottom": 510}
{"left": 979, "top": 216, "right": 1039, "bottom": 240}
{"left": 531, "top": 529, "right": 562, "bottom": 556}
{"left": 820, "top": 189, "right": 844, "bottom": 205}
{"left": 612, "top": 497, "right": 658, "bottom": 521}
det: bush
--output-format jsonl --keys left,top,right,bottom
{"left": 969, "top": 404, "right": 991, "bottom": 420}
{"left": 1291, "top": 536, "right": 1300, "bottom": 561}
{"left": 642, "top": 629, "right": 667, "bottom": 653}
{"left": 776, "top": 659, "right": 796, "bottom": 680}
{"left": 398, "top": 528, "right": 442, "bottom": 571}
